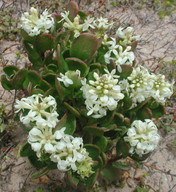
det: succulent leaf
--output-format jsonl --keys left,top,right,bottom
{"left": 70, "top": 33, "right": 99, "bottom": 61}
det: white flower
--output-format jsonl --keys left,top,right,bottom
{"left": 116, "top": 27, "right": 140, "bottom": 45}
{"left": 15, "top": 94, "right": 59, "bottom": 128}
{"left": 124, "top": 67, "right": 153, "bottom": 103}
{"left": 81, "top": 69, "right": 124, "bottom": 118}
{"left": 104, "top": 42, "right": 135, "bottom": 72}
{"left": 150, "top": 74, "right": 173, "bottom": 104}
{"left": 82, "top": 16, "right": 95, "bottom": 31}
{"left": 60, "top": 11, "right": 83, "bottom": 38}
{"left": 93, "top": 17, "right": 113, "bottom": 30}
{"left": 20, "top": 7, "right": 54, "bottom": 36}
{"left": 114, "top": 46, "right": 135, "bottom": 66}
{"left": 122, "top": 67, "right": 174, "bottom": 104}
{"left": 28, "top": 126, "right": 57, "bottom": 157}
{"left": 50, "top": 130, "right": 93, "bottom": 177}
{"left": 57, "top": 73, "right": 73, "bottom": 87}
{"left": 124, "top": 119, "right": 160, "bottom": 157}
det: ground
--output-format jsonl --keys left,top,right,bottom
{"left": 0, "top": 1, "right": 176, "bottom": 192}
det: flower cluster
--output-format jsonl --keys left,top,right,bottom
{"left": 60, "top": 11, "right": 113, "bottom": 38}
{"left": 20, "top": 7, "right": 54, "bottom": 36}
{"left": 81, "top": 69, "right": 124, "bottom": 118}
{"left": 124, "top": 119, "right": 160, "bottom": 156}
{"left": 15, "top": 94, "right": 94, "bottom": 179}
{"left": 29, "top": 126, "right": 94, "bottom": 178}
{"left": 116, "top": 27, "right": 140, "bottom": 45}
{"left": 104, "top": 39, "right": 135, "bottom": 72}
{"left": 120, "top": 67, "right": 173, "bottom": 104}
{"left": 15, "top": 94, "right": 59, "bottom": 128}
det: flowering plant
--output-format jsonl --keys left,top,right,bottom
{"left": 1, "top": 1, "right": 174, "bottom": 190}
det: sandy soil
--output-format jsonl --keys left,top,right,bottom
{"left": 0, "top": 1, "right": 176, "bottom": 192}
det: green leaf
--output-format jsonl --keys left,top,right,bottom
{"left": 28, "top": 154, "right": 47, "bottom": 169}
{"left": 78, "top": 10, "right": 87, "bottom": 20}
{"left": 93, "top": 155, "right": 104, "bottom": 169}
{"left": 38, "top": 79, "right": 51, "bottom": 92}
{"left": 137, "top": 107, "right": 152, "bottom": 120}
{"left": 123, "top": 94, "right": 132, "bottom": 110}
{"left": 12, "top": 69, "right": 27, "bottom": 89}
{"left": 43, "top": 73, "right": 56, "bottom": 86}
{"left": 66, "top": 1, "right": 79, "bottom": 21}
{"left": 151, "top": 104, "right": 165, "bottom": 118}
{"left": 83, "top": 171, "right": 98, "bottom": 187}
{"left": 34, "top": 34, "right": 54, "bottom": 52}
{"left": 65, "top": 57, "right": 89, "bottom": 76}
{"left": 64, "top": 102, "right": 81, "bottom": 118}
{"left": 83, "top": 126, "right": 104, "bottom": 137}
{"left": 84, "top": 144, "right": 100, "bottom": 159}
{"left": 31, "top": 168, "right": 49, "bottom": 179}
{"left": 20, "top": 143, "right": 32, "bottom": 157}
{"left": 130, "top": 153, "right": 151, "bottom": 162}
{"left": 117, "top": 64, "right": 133, "bottom": 79}
{"left": 112, "top": 162, "right": 130, "bottom": 170}
{"left": 116, "top": 139, "right": 130, "bottom": 158}
{"left": 27, "top": 70, "right": 41, "bottom": 86}
{"left": 3, "top": 65, "right": 19, "bottom": 78}
{"left": 94, "top": 136, "right": 107, "bottom": 151}
{"left": 21, "top": 29, "right": 36, "bottom": 42}
{"left": 67, "top": 171, "right": 79, "bottom": 188}
{"left": 1, "top": 75, "right": 13, "bottom": 90}
{"left": 23, "top": 41, "right": 40, "bottom": 60}
{"left": 70, "top": 33, "right": 98, "bottom": 61}
{"left": 64, "top": 113, "right": 76, "bottom": 135}
{"left": 44, "top": 88, "right": 54, "bottom": 97}
{"left": 54, "top": 113, "right": 76, "bottom": 135}
{"left": 100, "top": 166, "right": 118, "bottom": 182}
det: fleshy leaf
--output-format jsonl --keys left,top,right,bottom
{"left": 21, "top": 29, "right": 36, "bottom": 42}
{"left": 20, "top": 143, "right": 32, "bottom": 157}
{"left": 65, "top": 57, "right": 89, "bottom": 76}
{"left": 84, "top": 144, "right": 100, "bottom": 159}
{"left": 83, "top": 126, "right": 104, "bottom": 137}
{"left": 3, "top": 65, "right": 19, "bottom": 78}
{"left": 1, "top": 75, "right": 13, "bottom": 90}
{"left": 94, "top": 136, "right": 107, "bottom": 152}
{"left": 117, "top": 64, "right": 133, "bottom": 79}
{"left": 28, "top": 154, "right": 47, "bottom": 169}
{"left": 27, "top": 70, "right": 41, "bottom": 86}
{"left": 82, "top": 171, "right": 98, "bottom": 187}
{"left": 116, "top": 139, "right": 130, "bottom": 158}
{"left": 137, "top": 107, "right": 153, "bottom": 120}
{"left": 12, "top": 69, "right": 27, "bottom": 89}
{"left": 100, "top": 166, "right": 118, "bottom": 182}
{"left": 66, "top": 1, "right": 79, "bottom": 21}
{"left": 34, "top": 34, "right": 54, "bottom": 52}
{"left": 55, "top": 113, "right": 76, "bottom": 135}
{"left": 70, "top": 33, "right": 98, "bottom": 61}
{"left": 151, "top": 104, "right": 165, "bottom": 118}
